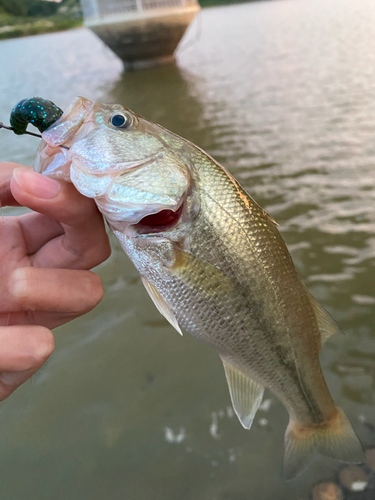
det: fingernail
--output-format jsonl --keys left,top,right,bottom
{"left": 13, "top": 168, "right": 61, "bottom": 199}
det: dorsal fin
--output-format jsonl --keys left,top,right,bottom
{"left": 221, "top": 357, "right": 264, "bottom": 429}
{"left": 141, "top": 277, "right": 183, "bottom": 335}
{"left": 307, "top": 292, "right": 343, "bottom": 344}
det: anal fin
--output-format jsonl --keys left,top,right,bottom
{"left": 221, "top": 357, "right": 264, "bottom": 430}
{"left": 141, "top": 277, "right": 183, "bottom": 335}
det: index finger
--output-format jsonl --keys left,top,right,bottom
{"left": 11, "top": 168, "right": 111, "bottom": 270}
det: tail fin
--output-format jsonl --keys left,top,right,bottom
{"left": 283, "top": 407, "right": 364, "bottom": 480}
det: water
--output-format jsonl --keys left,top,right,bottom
{"left": 1, "top": 0, "right": 375, "bottom": 498}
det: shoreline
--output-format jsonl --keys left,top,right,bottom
{"left": 0, "top": 18, "right": 82, "bottom": 41}
{"left": 0, "top": 0, "right": 262, "bottom": 40}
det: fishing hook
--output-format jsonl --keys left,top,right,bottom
{"left": 0, "top": 121, "right": 69, "bottom": 149}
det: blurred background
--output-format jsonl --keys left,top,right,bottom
{"left": 0, "top": 0, "right": 375, "bottom": 499}
{"left": 0, "top": 0, "right": 82, "bottom": 39}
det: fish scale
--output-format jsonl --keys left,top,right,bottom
{"left": 31, "top": 96, "right": 363, "bottom": 480}
{"left": 142, "top": 154, "right": 327, "bottom": 416}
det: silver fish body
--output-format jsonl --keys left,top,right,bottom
{"left": 35, "top": 97, "right": 363, "bottom": 479}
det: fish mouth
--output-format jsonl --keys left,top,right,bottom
{"left": 42, "top": 96, "right": 93, "bottom": 147}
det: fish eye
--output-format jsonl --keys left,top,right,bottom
{"left": 110, "top": 112, "right": 132, "bottom": 129}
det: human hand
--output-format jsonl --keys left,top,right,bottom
{"left": 0, "top": 162, "right": 111, "bottom": 400}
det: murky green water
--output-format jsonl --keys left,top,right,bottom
{"left": 1, "top": 0, "right": 375, "bottom": 498}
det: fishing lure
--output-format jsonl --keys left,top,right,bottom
{"left": 0, "top": 97, "right": 68, "bottom": 147}
{"left": 10, "top": 97, "right": 63, "bottom": 135}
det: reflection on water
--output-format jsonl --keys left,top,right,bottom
{"left": 1, "top": 0, "right": 375, "bottom": 498}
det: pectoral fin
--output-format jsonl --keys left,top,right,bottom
{"left": 307, "top": 292, "right": 343, "bottom": 344}
{"left": 221, "top": 357, "right": 264, "bottom": 429}
{"left": 141, "top": 277, "right": 183, "bottom": 335}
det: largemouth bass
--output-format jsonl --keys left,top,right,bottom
{"left": 32, "top": 97, "right": 363, "bottom": 479}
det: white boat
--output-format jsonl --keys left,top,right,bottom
{"left": 80, "top": 0, "right": 200, "bottom": 68}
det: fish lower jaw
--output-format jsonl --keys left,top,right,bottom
{"left": 95, "top": 199, "right": 144, "bottom": 225}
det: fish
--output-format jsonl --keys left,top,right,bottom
{"left": 31, "top": 96, "right": 363, "bottom": 479}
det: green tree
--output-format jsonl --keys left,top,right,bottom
{"left": 0, "top": 0, "right": 60, "bottom": 17}
{"left": 0, "top": 0, "right": 28, "bottom": 17}
{"left": 28, "top": 0, "right": 59, "bottom": 16}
